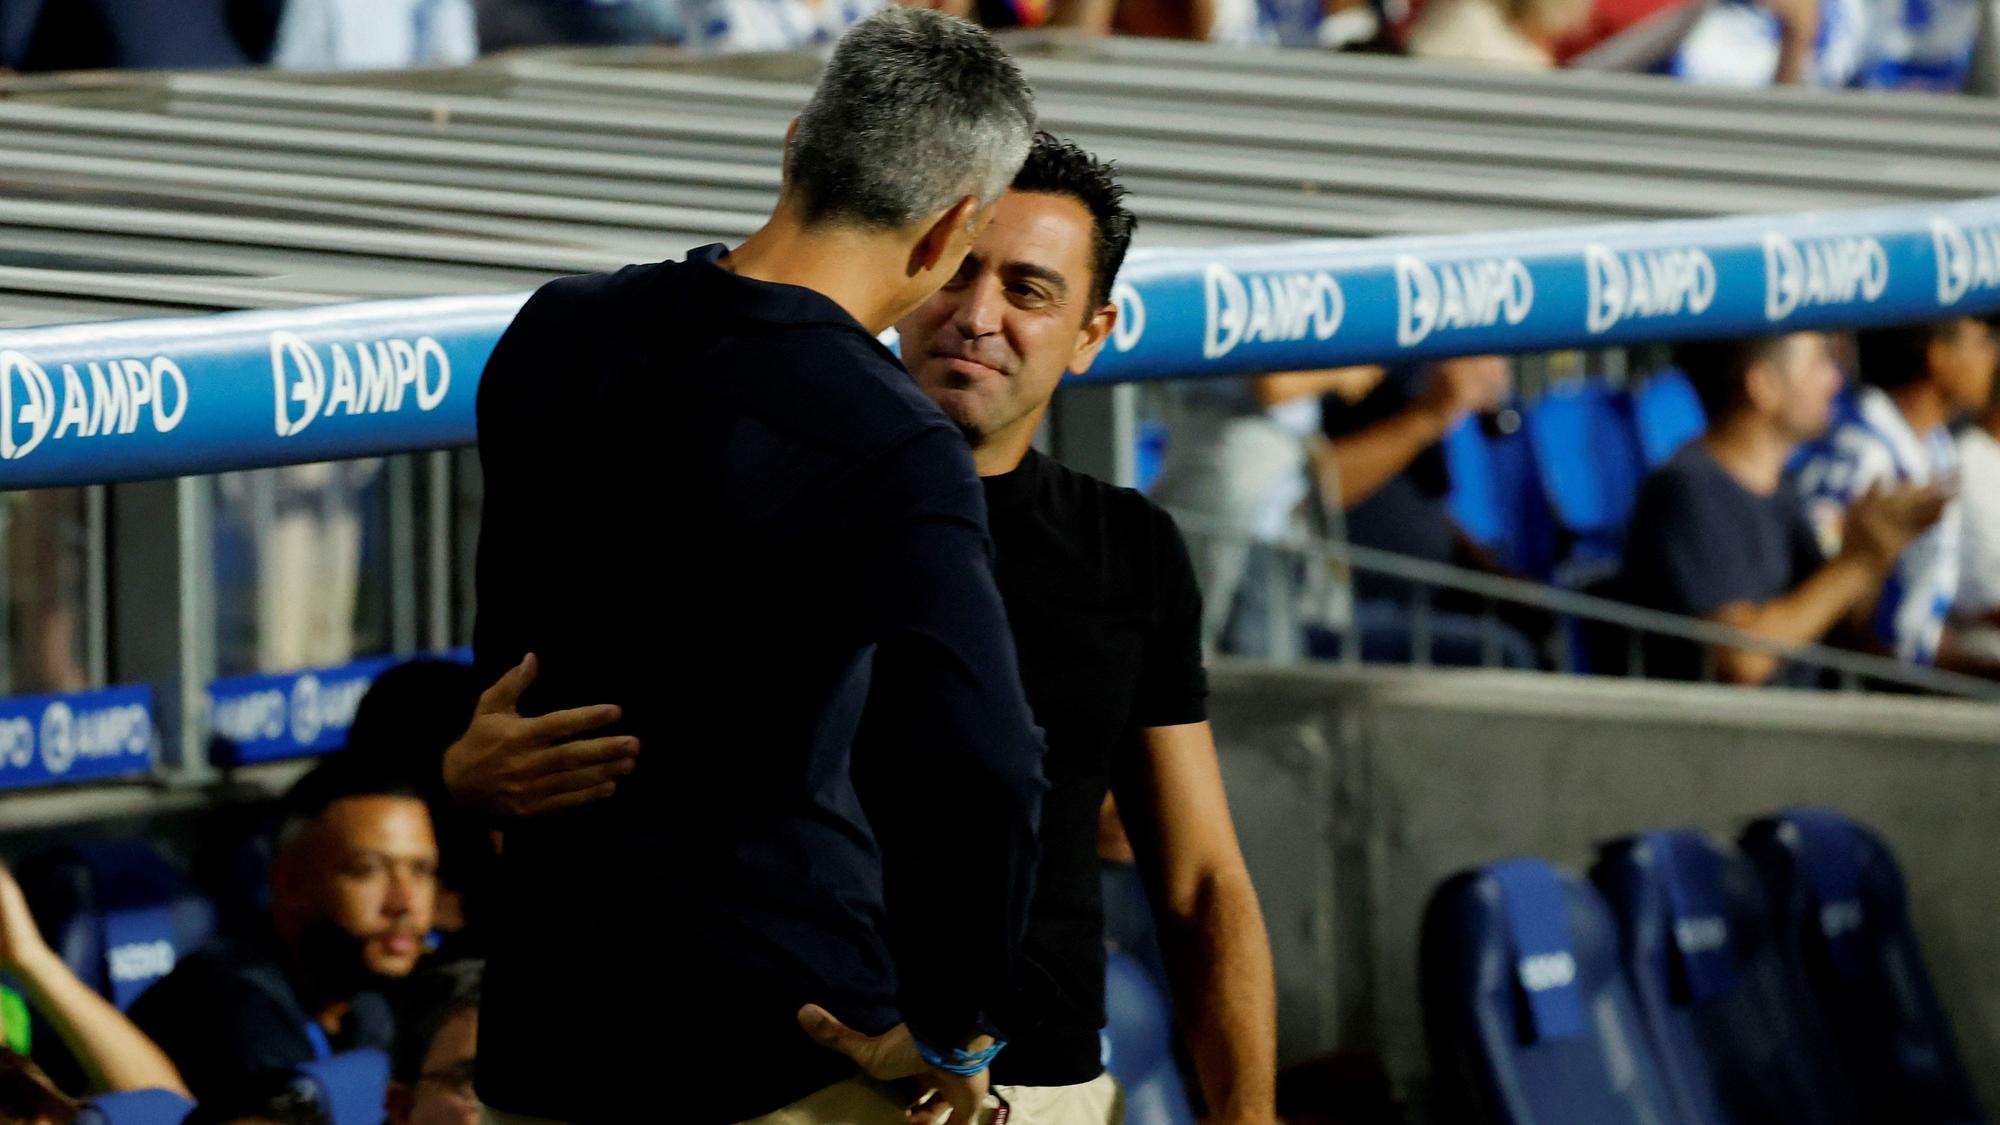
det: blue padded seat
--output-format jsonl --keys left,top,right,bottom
{"left": 1592, "top": 829, "right": 1857, "bottom": 1125}
{"left": 1421, "top": 856, "right": 1683, "bottom": 1125}
{"left": 1741, "top": 809, "right": 1985, "bottom": 1125}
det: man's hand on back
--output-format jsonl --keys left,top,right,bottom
{"left": 442, "top": 654, "right": 639, "bottom": 818}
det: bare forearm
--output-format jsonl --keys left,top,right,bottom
{"left": 1156, "top": 870, "right": 1277, "bottom": 1124}
{"left": 1321, "top": 406, "right": 1448, "bottom": 509}
{"left": 1713, "top": 555, "right": 1880, "bottom": 684}
{"left": 15, "top": 949, "right": 189, "bottom": 1096}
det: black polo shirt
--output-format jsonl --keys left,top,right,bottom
{"left": 472, "top": 245, "right": 1047, "bottom": 1123}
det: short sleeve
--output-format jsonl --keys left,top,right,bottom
{"left": 1132, "top": 506, "right": 1209, "bottom": 729}
{"left": 1626, "top": 465, "right": 1766, "bottom": 618}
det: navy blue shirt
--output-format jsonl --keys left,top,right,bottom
{"left": 127, "top": 935, "right": 393, "bottom": 1102}
{"left": 1621, "top": 443, "right": 1827, "bottom": 683}
{"left": 472, "top": 246, "right": 1047, "bottom": 1123}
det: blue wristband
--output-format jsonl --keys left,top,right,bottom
{"left": 915, "top": 1037, "right": 1007, "bottom": 1076}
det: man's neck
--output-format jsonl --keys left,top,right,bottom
{"left": 1702, "top": 417, "right": 1793, "bottom": 496}
{"left": 970, "top": 403, "right": 1051, "bottom": 478}
{"left": 1889, "top": 381, "right": 1950, "bottom": 436}
{"left": 723, "top": 212, "right": 912, "bottom": 336}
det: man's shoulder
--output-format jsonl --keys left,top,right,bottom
{"left": 132, "top": 938, "right": 297, "bottom": 1026}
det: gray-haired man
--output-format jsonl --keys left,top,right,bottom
{"left": 462, "top": 11, "right": 1047, "bottom": 1123}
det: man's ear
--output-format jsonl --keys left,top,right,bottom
{"left": 911, "top": 195, "right": 982, "bottom": 277}
{"left": 780, "top": 118, "right": 800, "bottom": 188}
{"left": 1067, "top": 303, "right": 1119, "bottom": 378}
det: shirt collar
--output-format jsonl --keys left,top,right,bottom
{"left": 683, "top": 243, "right": 875, "bottom": 334}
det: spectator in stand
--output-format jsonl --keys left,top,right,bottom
{"left": 1672, "top": 0, "right": 1982, "bottom": 91}
{"left": 387, "top": 961, "right": 481, "bottom": 1125}
{"left": 1151, "top": 369, "right": 1381, "bottom": 660}
{"left": 1314, "top": 358, "right": 1542, "bottom": 667}
{"left": 130, "top": 757, "right": 438, "bottom": 1100}
{"left": 1, "top": 0, "right": 263, "bottom": 70}
{"left": 1795, "top": 317, "right": 1997, "bottom": 675}
{"left": 267, "top": 0, "right": 478, "bottom": 68}
{"left": 343, "top": 660, "right": 491, "bottom": 959}
{"left": 473, "top": 0, "right": 682, "bottom": 50}
{"left": 1406, "top": 0, "right": 1593, "bottom": 67}
{"left": 1955, "top": 381, "right": 2000, "bottom": 661}
{"left": 1622, "top": 333, "right": 1945, "bottom": 685}
{"left": 0, "top": 859, "right": 189, "bottom": 1111}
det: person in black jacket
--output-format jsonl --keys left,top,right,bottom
{"left": 453, "top": 10, "right": 1046, "bottom": 1125}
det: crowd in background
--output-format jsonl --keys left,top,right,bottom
{"left": 0, "top": 0, "right": 1989, "bottom": 93}
{"left": 1169, "top": 318, "right": 2000, "bottom": 689}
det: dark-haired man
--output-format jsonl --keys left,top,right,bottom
{"left": 130, "top": 757, "right": 437, "bottom": 1099}
{"left": 1621, "top": 333, "right": 1945, "bottom": 685}
{"left": 811, "top": 132, "right": 1279, "bottom": 1125}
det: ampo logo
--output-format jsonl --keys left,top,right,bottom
{"left": 1584, "top": 245, "right": 1716, "bottom": 335}
{"left": 0, "top": 351, "right": 186, "bottom": 461}
{"left": 290, "top": 675, "right": 324, "bottom": 746}
{"left": 1931, "top": 217, "right": 2000, "bottom": 306}
{"left": 1763, "top": 233, "right": 1889, "bottom": 322}
{"left": 1202, "top": 264, "right": 1345, "bottom": 360}
{"left": 38, "top": 701, "right": 74, "bottom": 777}
{"left": 270, "top": 331, "right": 452, "bottom": 438}
{"left": 1110, "top": 281, "right": 1146, "bottom": 353}
{"left": 0, "top": 715, "right": 32, "bottom": 771}
{"left": 1395, "top": 255, "right": 1534, "bottom": 348}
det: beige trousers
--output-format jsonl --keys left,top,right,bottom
{"left": 480, "top": 1071, "right": 1124, "bottom": 1125}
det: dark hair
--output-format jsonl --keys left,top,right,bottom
{"left": 1854, "top": 319, "right": 1965, "bottom": 391}
{"left": 343, "top": 660, "right": 482, "bottom": 804}
{"left": 276, "top": 754, "right": 426, "bottom": 851}
{"left": 342, "top": 660, "right": 490, "bottom": 900}
{"left": 1010, "top": 132, "right": 1136, "bottom": 314}
{"left": 787, "top": 8, "right": 1035, "bottom": 229}
{"left": 180, "top": 1072, "right": 330, "bottom": 1125}
{"left": 1671, "top": 335, "right": 1791, "bottom": 423}
{"left": 390, "top": 960, "right": 482, "bottom": 1083}
{"left": 0, "top": 1048, "right": 76, "bottom": 1125}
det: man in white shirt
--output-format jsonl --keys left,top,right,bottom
{"left": 1955, "top": 373, "right": 2000, "bottom": 661}
{"left": 1795, "top": 317, "right": 1998, "bottom": 672}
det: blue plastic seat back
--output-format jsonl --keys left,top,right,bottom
{"left": 1526, "top": 383, "right": 1647, "bottom": 560}
{"left": 1445, "top": 416, "right": 1503, "bottom": 550}
{"left": 1592, "top": 830, "right": 1858, "bottom": 1125}
{"left": 73, "top": 1089, "right": 194, "bottom": 1125}
{"left": 1103, "top": 950, "right": 1197, "bottom": 1125}
{"left": 1630, "top": 369, "right": 1706, "bottom": 469}
{"left": 20, "top": 842, "right": 215, "bottom": 1010}
{"left": 295, "top": 1048, "right": 390, "bottom": 1125}
{"left": 1484, "top": 418, "right": 1562, "bottom": 581}
{"left": 1741, "top": 809, "right": 1985, "bottom": 1125}
{"left": 1421, "top": 857, "right": 1683, "bottom": 1125}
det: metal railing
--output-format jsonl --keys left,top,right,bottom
{"left": 1170, "top": 513, "right": 2000, "bottom": 701}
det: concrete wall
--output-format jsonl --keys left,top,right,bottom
{"left": 1206, "top": 662, "right": 2000, "bottom": 1119}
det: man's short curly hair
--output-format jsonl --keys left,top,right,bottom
{"left": 1010, "top": 132, "right": 1136, "bottom": 314}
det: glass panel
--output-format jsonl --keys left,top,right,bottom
{"left": 2, "top": 488, "right": 91, "bottom": 695}
{"left": 212, "top": 460, "right": 392, "bottom": 677}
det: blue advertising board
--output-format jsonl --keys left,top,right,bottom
{"left": 206, "top": 649, "right": 470, "bottom": 767}
{"left": 0, "top": 684, "right": 157, "bottom": 793}
{"left": 2, "top": 198, "right": 1999, "bottom": 488}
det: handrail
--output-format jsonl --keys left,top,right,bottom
{"left": 1167, "top": 512, "right": 2000, "bottom": 701}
